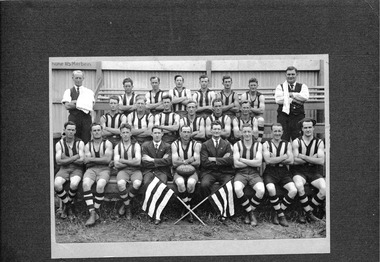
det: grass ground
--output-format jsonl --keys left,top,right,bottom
{"left": 54, "top": 199, "right": 326, "bottom": 243}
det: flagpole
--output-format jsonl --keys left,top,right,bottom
{"left": 174, "top": 196, "right": 208, "bottom": 226}
{"left": 174, "top": 196, "right": 206, "bottom": 226}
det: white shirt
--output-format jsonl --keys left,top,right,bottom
{"left": 212, "top": 138, "right": 220, "bottom": 148}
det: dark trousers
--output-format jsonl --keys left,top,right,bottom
{"left": 200, "top": 172, "right": 233, "bottom": 199}
{"left": 277, "top": 111, "right": 305, "bottom": 142}
{"left": 68, "top": 111, "right": 92, "bottom": 144}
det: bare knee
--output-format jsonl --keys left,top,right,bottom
{"left": 70, "top": 176, "right": 81, "bottom": 189}
{"left": 117, "top": 180, "right": 127, "bottom": 191}
{"left": 54, "top": 178, "right": 65, "bottom": 191}
{"left": 234, "top": 182, "right": 244, "bottom": 198}
{"left": 82, "top": 179, "right": 93, "bottom": 191}
{"left": 254, "top": 183, "right": 265, "bottom": 199}
{"left": 288, "top": 185, "right": 298, "bottom": 198}
{"left": 96, "top": 180, "right": 107, "bottom": 193}
{"left": 265, "top": 183, "right": 276, "bottom": 196}
{"left": 132, "top": 180, "right": 142, "bottom": 190}
{"left": 187, "top": 178, "right": 197, "bottom": 193}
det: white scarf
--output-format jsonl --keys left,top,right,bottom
{"left": 282, "top": 81, "right": 291, "bottom": 115}
{"left": 76, "top": 87, "right": 94, "bottom": 114}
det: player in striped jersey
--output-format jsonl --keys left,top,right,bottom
{"left": 54, "top": 121, "right": 85, "bottom": 220}
{"left": 154, "top": 95, "right": 180, "bottom": 144}
{"left": 233, "top": 123, "right": 264, "bottom": 226}
{"left": 179, "top": 100, "right": 206, "bottom": 142}
{"left": 262, "top": 123, "right": 297, "bottom": 227}
{"left": 240, "top": 78, "right": 266, "bottom": 118}
{"left": 100, "top": 96, "right": 127, "bottom": 147}
{"left": 168, "top": 75, "right": 192, "bottom": 117}
{"left": 114, "top": 123, "right": 142, "bottom": 220}
{"left": 145, "top": 76, "right": 165, "bottom": 115}
{"left": 291, "top": 118, "right": 325, "bottom": 223}
{"left": 172, "top": 125, "right": 201, "bottom": 223}
{"left": 82, "top": 123, "right": 113, "bottom": 226}
{"left": 127, "top": 95, "right": 154, "bottom": 145}
{"left": 216, "top": 76, "right": 240, "bottom": 117}
{"left": 119, "top": 77, "right": 137, "bottom": 116}
{"left": 205, "top": 98, "right": 232, "bottom": 141}
{"left": 234, "top": 101, "right": 264, "bottom": 143}
{"left": 192, "top": 75, "right": 216, "bottom": 118}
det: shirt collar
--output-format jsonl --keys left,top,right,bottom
{"left": 153, "top": 141, "right": 161, "bottom": 148}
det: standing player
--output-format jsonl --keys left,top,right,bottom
{"left": 179, "top": 100, "right": 206, "bottom": 142}
{"left": 141, "top": 126, "right": 172, "bottom": 225}
{"left": 291, "top": 118, "right": 325, "bottom": 223}
{"left": 168, "top": 75, "right": 192, "bottom": 117}
{"left": 82, "top": 123, "right": 113, "bottom": 226}
{"left": 145, "top": 76, "right": 165, "bottom": 116}
{"left": 234, "top": 101, "right": 264, "bottom": 143}
{"left": 233, "top": 123, "right": 264, "bottom": 226}
{"left": 127, "top": 95, "right": 154, "bottom": 145}
{"left": 275, "top": 66, "right": 309, "bottom": 142}
{"left": 119, "top": 77, "right": 137, "bottom": 116}
{"left": 205, "top": 98, "right": 232, "bottom": 141}
{"left": 192, "top": 75, "right": 216, "bottom": 118}
{"left": 54, "top": 121, "right": 85, "bottom": 219}
{"left": 216, "top": 76, "right": 240, "bottom": 117}
{"left": 61, "top": 70, "right": 95, "bottom": 144}
{"left": 154, "top": 95, "right": 180, "bottom": 144}
{"left": 240, "top": 78, "right": 265, "bottom": 141}
{"left": 262, "top": 123, "right": 297, "bottom": 227}
{"left": 172, "top": 125, "right": 201, "bottom": 223}
{"left": 100, "top": 96, "right": 127, "bottom": 147}
{"left": 114, "top": 123, "right": 142, "bottom": 220}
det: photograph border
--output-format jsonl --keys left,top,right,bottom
{"left": 50, "top": 55, "right": 330, "bottom": 259}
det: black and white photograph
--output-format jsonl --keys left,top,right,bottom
{"left": 1, "top": 1, "right": 378, "bottom": 261}
{"left": 50, "top": 55, "right": 329, "bottom": 258}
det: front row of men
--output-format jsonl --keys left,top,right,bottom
{"left": 54, "top": 118, "right": 326, "bottom": 227}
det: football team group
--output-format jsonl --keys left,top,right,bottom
{"left": 54, "top": 66, "right": 326, "bottom": 227}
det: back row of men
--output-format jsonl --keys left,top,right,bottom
{"left": 55, "top": 118, "right": 325, "bottom": 228}
{"left": 62, "top": 66, "right": 309, "bottom": 145}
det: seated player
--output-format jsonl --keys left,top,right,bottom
{"left": 82, "top": 123, "right": 113, "bottom": 226}
{"left": 291, "top": 118, "right": 326, "bottom": 223}
{"left": 179, "top": 100, "right": 206, "bottom": 142}
{"left": 200, "top": 120, "right": 234, "bottom": 221}
{"left": 172, "top": 125, "right": 201, "bottom": 223}
{"left": 233, "top": 123, "right": 264, "bottom": 226}
{"left": 192, "top": 74, "right": 216, "bottom": 118}
{"left": 262, "top": 123, "right": 297, "bottom": 227}
{"left": 141, "top": 126, "right": 172, "bottom": 225}
{"left": 205, "top": 98, "right": 232, "bottom": 141}
{"left": 127, "top": 95, "right": 154, "bottom": 145}
{"left": 234, "top": 100, "right": 264, "bottom": 143}
{"left": 154, "top": 95, "right": 180, "bottom": 144}
{"left": 54, "top": 121, "right": 85, "bottom": 219}
{"left": 114, "top": 123, "right": 142, "bottom": 220}
{"left": 100, "top": 96, "right": 127, "bottom": 147}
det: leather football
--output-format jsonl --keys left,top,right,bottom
{"left": 176, "top": 164, "right": 196, "bottom": 177}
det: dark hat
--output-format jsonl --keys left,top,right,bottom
{"left": 298, "top": 117, "right": 316, "bottom": 127}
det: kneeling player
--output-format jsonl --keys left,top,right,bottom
{"left": 82, "top": 123, "right": 113, "bottom": 226}
{"left": 233, "top": 123, "right": 264, "bottom": 226}
{"left": 114, "top": 123, "right": 142, "bottom": 219}
{"left": 172, "top": 125, "right": 201, "bottom": 223}
{"left": 292, "top": 118, "right": 326, "bottom": 223}
{"left": 54, "top": 121, "right": 85, "bottom": 219}
{"left": 263, "top": 123, "right": 297, "bottom": 227}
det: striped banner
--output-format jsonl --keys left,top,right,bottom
{"left": 209, "top": 180, "right": 235, "bottom": 218}
{"left": 142, "top": 177, "right": 174, "bottom": 220}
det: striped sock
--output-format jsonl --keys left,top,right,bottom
{"left": 299, "top": 193, "right": 311, "bottom": 212}
{"left": 94, "top": 192, "right": 105, "bottom": 210}
{"left": 56, "top": 189, "right": 70, "bottom": 204}
{"left": 250, "top": 194, "right": 262, "bottom": 211}
{"left": 83, "top": 190, "right": 94, "bottom": 212}
{"left": 270, "top": 195, "right": 284, "bottom": 216}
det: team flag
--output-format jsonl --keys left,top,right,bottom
{"left": 142, "top": 177, "right": 175, "bottom": 220}
{"left": 209, "top": 180, "right": 235, "bottom": 218}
